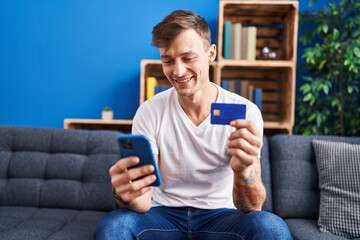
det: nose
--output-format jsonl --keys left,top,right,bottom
{"left": 173, "top": 60, "right": 186, "bottom": 77}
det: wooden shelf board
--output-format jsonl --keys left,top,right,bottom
{"left": 64, "top": 118, "right": 133, "bottom": 132}
{"left": 264, "top": 121, "right": 292, "bottom": 129}
{"left": 217, "top": 60, "right": 295, "bottom": 68}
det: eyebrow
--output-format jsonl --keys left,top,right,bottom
{"left": 160, "top": 51, "right": 198, "bottom": 60}
{"left": 160, "top": 55, "right": 171, "bottom": 60}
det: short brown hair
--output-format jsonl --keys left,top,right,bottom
{"left": 151, "top": 10, "right": 211, "bottom": 49}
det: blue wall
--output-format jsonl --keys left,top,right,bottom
{"left": 0, "top": 0, "right": 322, "bottom": 128}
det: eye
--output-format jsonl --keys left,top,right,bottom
{"left": 161, "top": 58, "right": 173, "bottom": 64}
{"left": 183, "top": 56, "right": 197, "bottom": 62}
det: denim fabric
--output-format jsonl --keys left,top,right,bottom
{"left": 95, "top": 206, "right": 292, "bottom": 240}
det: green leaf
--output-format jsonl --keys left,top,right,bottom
{"left": 319, "top": 59, "right": 326, "bottom": 70}
{"left": 308, "top": 113, "right": 317, "bottom": 122}
{"left": 303, "top": 93, "right": 313, "bottom": 102}
{"left": 354, "top": 47, "right": 360, "bottom": 58}
{"left": 300, "top": 84, "right": 312, "bottom": 93}
{"left": 348, "top": 85, "right": 354, "bottom": 94}
{"left": 322, "top": 23, "right": 329, "bottom": 34}
{"left": 323, "top": 84, "right": 329, "bottom": 95}
{"left": 344, "top": 59, "right": 350, "bottom": 66}
{"left": 303, "top": 76, "right": 313, "bottom": 82}
{"left": 331, "top": 98, "right": 339, "bottom": 108}
{"left": 316, "top": 114, "right": 322, "bottom": 127}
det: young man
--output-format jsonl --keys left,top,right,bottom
{"left": 95, "top": 10, "right": 292, "bottom": 240}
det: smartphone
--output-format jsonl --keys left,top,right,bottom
{"left": 117, "top": 134, "right": 162, "bottom": 186}
{"left": 210, "top": 103, "right": 246, "bottom": 125}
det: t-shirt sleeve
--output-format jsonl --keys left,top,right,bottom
{"left": 132, "top": 102, "right": 159, "bottom": 155}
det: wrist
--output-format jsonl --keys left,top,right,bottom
{"left": 112, "top": 191, "right": 130, "bottom": 206}
{"left": 234, "top": 167, "right": 256, "bottom": 187}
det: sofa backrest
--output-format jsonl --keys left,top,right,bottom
{"left": 260, "top": 136, "right": 273, "bottom": 212}
{"left": 269, "top": 134, "right": 360, "bottom": 219}
{"left": 0, "top": 126, "right": 120, "bottom": 211}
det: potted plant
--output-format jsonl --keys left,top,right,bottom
{"left": 102, "top": 107, "right": 113, "bottom": 120}
{"left": 295, "top": 0, "right": 360, "bottom": 136}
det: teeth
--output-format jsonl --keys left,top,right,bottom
{"left": 175, "top": 77, "right": 191, "bottom": 83}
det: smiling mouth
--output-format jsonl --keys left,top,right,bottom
{"left": 174, "top": 77, "right": 193, "bottom": 83}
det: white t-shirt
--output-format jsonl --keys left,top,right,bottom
{"left": 132, "top": 83, "right": 263, "bottom": 209}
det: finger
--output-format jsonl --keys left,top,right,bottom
{"left": 228, "top": 136, "right": 260, "bottom": 157}
{"left": 111, "top": 164, "right": 155, "bottom": 191}
{"left": 228, "top": 128, "right": 262, "bottom": 153}
{"left": 127, "top": 174, "right": 157, "bottom": 192}
{"left": 228, "top": 148, "right": 257, "bottom": 167}
{"left": 229, "top": 122, "right": 262, "bottom": 149}
{"left": 113, "top": 174, "right": 156, "bottom": 202}
{"left": 109, "top": 156, "right": 140, "bottom": 176}
{"left": 119, "top": 186, "right": 153, "bottom": 204}
{"left": 126, "top": 164, "right": 155, "bottom": 183}
{"left": 112, "top": 164, "right": 156, "bottom": 190}
{"left": 230, "top": 120, "right": 261, "bottom": 138}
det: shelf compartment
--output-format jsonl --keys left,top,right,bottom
{"left": 218, "top": 65, "right": 294, "bottom": 124}
{"left": 218, "top": 1, "right": 298, "bottom": 62}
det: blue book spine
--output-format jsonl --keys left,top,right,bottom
{"left": 223, "top": 21, "right": 232, "bottom": 59}
{"left": 155, "top": 85, "right": 171, "bottom": 94}
{"left": 254, "top": 88, "right": 263, "bottom": 111}
{"left": 221, "top": 80, "right": 229, "bottom": 90}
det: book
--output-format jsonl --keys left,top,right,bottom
{"left": 247, "top": 26, "right": 257, "bottom": 61}
{"left": 231, "top": 24, "right": 236, "bottom": 59}
{"left": 233, "top": 23, "right": 242, "bottom": 60}
{"left": 146, "top": 77, "right": 158, "bottom": 100}
{"left": 154, "top": 85, "right": 171, "bottom": 94}
{"left": 221, "top": 80, "right": 229, "bottom": 90}
{"left": 240, "top": 27, "right": 248, "bottom": 60}
{"left": 240, "top": 80, "right": 249, "bottom": 98}
{"left": 247, "top": 84, "right": 254, "bottom": 102}
{"left": 253, "top": 88, "right": 263, "bottom": 111}
{"left": 223, "top": 21, "right": 232, "bottom": 59}
{"left": 229, "top": 80, "right": 236, "bottom": 93}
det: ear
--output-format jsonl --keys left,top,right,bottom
{"left": 208, "top": 44, "right": 217, "bottom": 62}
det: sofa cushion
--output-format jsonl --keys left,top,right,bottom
{"left": 312, "top": 140, "right": 360, "bottom": 238}
{"left": 285, "top": 219, "right": 353, "bottom": 240}
{"left": 0, "top": 126, "right": 120, "bottom": 211}
{"left": 269, "top": 135, "right": 360, "bottom": 219}
{"left": 0, "top": 206, "right": 106, "bottom": 240}
{"left": 270, "top": 135, "right": 320, "bottom": 219}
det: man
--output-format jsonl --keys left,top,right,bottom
{"left": 95, "top": 10, "right": 292, "bottom": 240}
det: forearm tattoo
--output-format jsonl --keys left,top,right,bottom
{"left": 244, "top": 168, "right": 256, "bottom": 186}
{"left": 233, "top": 169, "right": 266, "bottom": 213}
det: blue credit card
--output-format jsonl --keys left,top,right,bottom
{"left": 210, "top": 103, "right": 246, "bottom": 125}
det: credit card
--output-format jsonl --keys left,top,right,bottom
{"left": 210, "top": 103, "right": 246, "bottom": 125}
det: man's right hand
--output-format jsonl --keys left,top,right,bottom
{"left": 109, "top": 156, "right": 156, "bottom": 212}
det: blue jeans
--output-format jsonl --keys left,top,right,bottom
{"left": 95, "top": 206, "right": 292, "bottom": 240}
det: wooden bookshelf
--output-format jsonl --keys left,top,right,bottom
{"left": 64, "top": 118, "right": 133, "bottom": 132}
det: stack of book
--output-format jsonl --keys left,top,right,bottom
{"left": 221, "top": 80, "right": 263, "bottom": 111}
{"left": 223, "top": 21, "right": 257, "bottom": 60}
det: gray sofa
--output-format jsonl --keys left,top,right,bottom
{"left": 0, "top": 126, "right": 359, "bottom": 240}
{"left": 0, "top": 126, "right": 120, "bottom": 240}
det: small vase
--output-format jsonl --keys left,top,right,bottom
{"left": 102, "top": 111, "right": 113, "bottom": 120}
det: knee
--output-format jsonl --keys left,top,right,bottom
{"left": 94, "top": 210, "right": 138, "bottom": 239}
{"left": 245, "top": 211, "right": 292, "bottom": 240}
